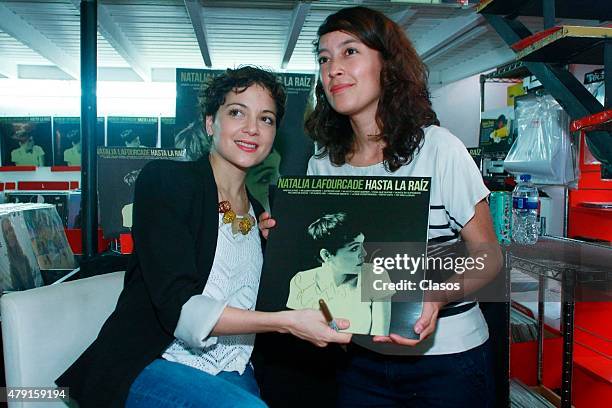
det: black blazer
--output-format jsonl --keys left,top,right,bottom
{"left": 56, "top": 157, "right": 264, "bottom": 407}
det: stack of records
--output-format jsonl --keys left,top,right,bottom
{"left": 510, "top": 379, "right": 555, "bottom": 408}
{"left": 0, "top": 203, "right": 76, "bottom": 294}
{"left": 510, "top": 307, "right": 538, "bottom": 343}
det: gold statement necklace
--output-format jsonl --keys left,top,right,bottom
{"left": 218, "top": 199, "right": 256, "bottom": 235}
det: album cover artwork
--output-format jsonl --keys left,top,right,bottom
{"left": 257, "top": 176, "right": 431, "bottom": 339}
{"left": 97, "top": 147, "right": 186, "bottom": 239}
{"left": 160, "top": 117, "right": 176, "bottom": 149}
{"left": 0, "top": 209, "right": 43, "bottom": 293}
{"left": 21, "top": 204, "right": 76, "bottom": 270}
{"left": 0, "top": 116, "right": 52, "bottom": 167}
{"left": 52, "top": 116, "right": 105, "bottom": 166}
{"left": 479, "top": 114, "right": 515, "bottom": 154}
{"left": 107, "top": 117, "right": 158, "bottom": 148}
{"left": 467, "top": 147, "right": 483, "bottom": 169}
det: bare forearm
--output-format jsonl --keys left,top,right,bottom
{"left": 210, "top": 307, "right": 293, "bottom": 336}
{"left": 210, "top": 306, "right": 353, "bottom": 347}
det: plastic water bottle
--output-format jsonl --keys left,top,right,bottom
{"left": 512, "top": 174, "right": 539, "bottom": 244}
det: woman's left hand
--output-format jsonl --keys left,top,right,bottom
{"left": 372, "top": 301, "right": 443, "bottom": 346}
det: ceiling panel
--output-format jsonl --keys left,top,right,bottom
{"left": 0, "top": 29, "right": 52, "bottom": 65}
{"left": 0, "top": 0, "right": 604, "bottom": 84}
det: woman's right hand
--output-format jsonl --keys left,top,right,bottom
{"left": 280, "top": 309, "right": 352, "bottom": 347}
{"left": 258, "top": 212, "right": 276, "bottom": 239}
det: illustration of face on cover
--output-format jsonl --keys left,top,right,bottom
{"left": 62, "top": 129, "right": 82, "bottom": 166}
{"left": 10, "top": 122, "right": 45, "bottom": 166}
{"left": 286, "top": 212, "right": 394, "bottom": 335}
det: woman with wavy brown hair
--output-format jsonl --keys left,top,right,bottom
{"left": 305, "top": 8, "right": 438, "bottom": 172}
{"left": 260, "top": 6, "right": 501, "bottom": 408}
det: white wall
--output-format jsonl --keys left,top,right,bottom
{"left": 430, "top": 73, "right": 510, "bottom": 147}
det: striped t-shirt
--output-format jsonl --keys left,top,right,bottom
{"left": 307, "top": 125, "right": 490, "bottom": 355}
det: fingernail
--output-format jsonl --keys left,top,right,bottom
{"left": 415, "top": 325, "right": 422, "bottom": 334}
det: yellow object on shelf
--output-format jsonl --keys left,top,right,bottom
{"left": 507, "top": 82, "right": 526, "bottom": 106}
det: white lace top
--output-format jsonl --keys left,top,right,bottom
{"left": 162, "top": 206, "right": 263, "bottom": 375}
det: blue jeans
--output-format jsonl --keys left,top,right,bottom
{"left": 126, "top": 359, "right": 267, "bottom": 408}
{"left": 337, "top": 340, "right": 495, "bottom": 408}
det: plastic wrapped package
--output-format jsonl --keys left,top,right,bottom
{"left": 586, "top": 81, "right": 605, "bottom": 106}
{"left": 584, "top": 68, "right": 604, "bottom": 106}
{"left": 504, "top": 93, "right": 578, "bottom": 185}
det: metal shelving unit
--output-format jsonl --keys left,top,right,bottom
{"left": 480, "top": 60, "right": 530, "bottom": 112}
{"left": 512, "top": 26, "right": 612, "bottom": 65}
{"left": 478, "top": 0, "right": 611, "bottom": 179}
{"left": 476, "top": 0, "right": 612, "bottom": 20}
{"left": 508, "top": 236, "right": 612, "bottom": 408}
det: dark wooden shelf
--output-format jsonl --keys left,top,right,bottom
{"left": 512, "top": 25, "right": 611, "bottom": 65}
{"left": 477, "top": 0, "right": 612, "bottom": 21}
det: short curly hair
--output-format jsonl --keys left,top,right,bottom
{"left": 305, "top": 7, "right": 439, "bottom": 172}
{"left": 200, "top": 66, "right": 287, "bottom": 129}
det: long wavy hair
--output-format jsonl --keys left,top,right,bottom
{"left": 305, "top": 6, "right": 439, "bottom": 171}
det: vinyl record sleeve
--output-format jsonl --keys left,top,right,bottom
{"left": 97, "top": 147, "right": 186, "bottom": 239}
{"left": 0, "top": 116, "right": 52, "bottom": 166}
{"left": 106, "top": 116, "right": 158, "bottom": 148}
{"left": 0, "top": 209, "right": 44, "bottom": 293}
{"left": 52, "top": 116, "right": 105, "bottom": 166}
{"left": 257, "top": 175, "right": 431, "bottom": 339}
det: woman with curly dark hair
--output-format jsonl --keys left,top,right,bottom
{"left": 260, "top": 6, "right": 501, "bottom": 408}
{"left": 57, "top": 66, "right": 351, "bottom": 408}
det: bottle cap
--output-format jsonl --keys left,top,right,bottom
{"left": 519, "top": 174, "right": 531, "bottom": 182}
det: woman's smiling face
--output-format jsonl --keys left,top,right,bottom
{"left": 317, "top": 30, "right": 383, "bottom": 120}
{"left": 206, "top": 84, "right": 277, "bottom": 171}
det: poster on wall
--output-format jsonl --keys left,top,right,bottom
{"left": 160, "top": 117, "right": 176, "bottom": 149}
{"left": 479, "top": 108, "right": 515, "bottom": 154}
{"left": 106, "top": 117, "right": 158, "bottom": 148}
{"left": 467, "top": 147, "right": 483, "bottom": 169}
{"left": 52, "top": 116, "right": 105, "bottom": 166}
{"left": 175, "top": 68, "right": 316, "bottom": 212}
{"left": 0, "top": 116, "right": 53, "bottom": 167}
{"left": 174, "top": 68, "right": 224, "bottom": 161}
{"left": 97, "top": 147, "right": 186, "bottom": 239}
{"left": 257, "top": 176, "right": 432, "bottom": 338}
